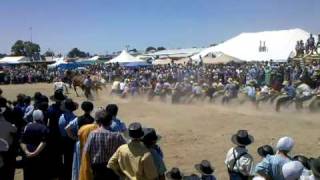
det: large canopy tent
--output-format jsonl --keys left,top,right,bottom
{"left": 202, "top": 52, "right": 243, "bottom": 64}
{"left": 193, "top": 28, "right": 312, "bottom": 62}
{"left": 106, "top": 50, "right": 145, "bottom": 64}
{"left": 0, "top": 56, "right": 30, "bottom": 64}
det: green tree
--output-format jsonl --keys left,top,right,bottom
{"left": 145, "top": 46, "right": 156, "bottom": 53}
{"left": 0, "top": 53, "right": 6, "bottom": 58}
{"left": 67, "top": 48, "right": 87, "bottom": 58}
{"left": 11, "top": 40, "right": 41, "bottom": 60}
{"left": 44, "top": 50, "right": 55, "bottom": 57}
{"left": 157, "top": 47, "right": 166, "bottom": 51}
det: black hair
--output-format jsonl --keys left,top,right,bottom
{"left": 81, "top": 101, "right": 94, "bottom": 112}
{"left": 96, "top": 110, "right": 113, "bottom": 127}
{"left": 24, "top": 96, "right": 32, "bottom": 105}
{"left": 106, "top": 104, "right": 118, "bottom": 117}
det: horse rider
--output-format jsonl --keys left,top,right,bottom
{"left": 54, "top": 78, "right": 68, "bottom": 94}
{"left": 275, "top": 81, "right": 296, "bottom": 112}
{"left": 222, "top": 78, "right": 238, "bottom": 104}
{"left": 295, "top": 80, "right": 313, "bottom": 110}
{"left": 83, "top": 75, "right": 93, "bottom": 99}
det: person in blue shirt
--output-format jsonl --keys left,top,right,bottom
{"left": 105, "top": 104, "right": 127, "bottom": 132}
{"left": 58, "top": 98, "right": 78, "bottom": 180}
{"left": 275, "top": 81, "right": 296, "bottom": 112}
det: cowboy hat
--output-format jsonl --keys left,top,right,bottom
{"left": 257, "top": 145, "right": 274, "bottom": 158}
{"left": 61, "top": 98, "right": 78, "bottom": 112}
{"left": 231, "top": 130, "right": 254, "bottom": 146}
{"left": 142, "top": 128, "right": 161, "bottom": 143}
{"left": 166, "top": 167, "right": 183, "bottom": 180}
{"left": 128, "top": 122, "right": 144, "bottom": 139}
{"left": 195, "top": 160, "right": 214, "bottom": 175}
{"left": 50, "top": 90, "right": 67, "bottom": 101}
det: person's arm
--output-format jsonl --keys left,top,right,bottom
{"left": 65, "top": 119, "right": 78, "bottom": 140}
{"left": 107, "top": 148, "right": 123, "bottom": 177}
{"left": 20, "top": 142, "right": 46, "bottom": 158}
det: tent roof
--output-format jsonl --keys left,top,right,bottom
{"left": 203, "top": 52, "right": 243, "bottom": 64}
{"left": 147, "top": 48, "right": 203, "bottom": 56}
{"left": 0, "top": 56, "right": 29, "bottom": 64}
{"left": 194, "top": 28, "right": 313, "bottom": 62}
{"left": 107, "top": 50, "right": 144, "bottom": 64}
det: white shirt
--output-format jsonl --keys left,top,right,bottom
{"left": 54, "top": 81, "right": 65, "bottom": 91}
{"left": 225, "top": 146, "right": 254, "bottom": 176}
{"left": 112, "top": 81, "right": 120, "bottom": 90}
{"left": 119, "top": 82, "right": 125, "bottom": 91}
{"left": 296, "top": 83, "right": 312, "bottom": 97}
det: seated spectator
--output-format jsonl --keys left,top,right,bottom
{"left": 194, "top": 160, "right": 216, "bottom": 180}
{"left": 282, "top": 161, "right": 304, "bottom": 180}
{"left": 255, "top": 136, "right": 294, "bottom": 180}
{"left": 84, "top": 109, "right": 126, "bottom": 180}
{"left": 108, "top": 122, "right": 158, "bottom": 180}
{"left": 142, "top": 128, "right": 166, "bottom": 180}
{"left": 225, "top": 130, "right": 254, "bottom": 179}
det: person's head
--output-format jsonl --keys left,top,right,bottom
{"left": 276, "top": 136, "right": 294, "bottom": 155}
{"left": 81, "top": 101, "right": 94, "bottom": 114}
{"left": 33, "top": 110, "right": 44, "bottom": 123}
{"left": 17, "top": 94, "right": 25, "bottom": 104}
{"left": 166, "top": 167, "right": 183, "bottom": 180}
{"left": 50, "top": 89, "right": 66, "bottom": 103}
{"left": 142, "top": 128, "right": 160, "bottom": 147}
{"left": 0, "top": 97, "right": 7, "bottom": 115}
{"left": 257, "top": 145, "right": 274, "bottom": 158}
{"left": 282, "top": 161, "right": 304, "bottom": 180}
{"left": 195, "top": 160, "right": 214, "bottom": 176}
{"left": 105, "top": 104, "right": 118, "bottom": 118}
{"left": 95, "top": 109, "right": 112, "bottom": 128}
{"left": 33, "top": 92, "right": 42, "bottom": 102}
{"left": 62, "top": 98, "right": 78, "bottom": 112}
{"left": 23, "top": 96, "right": 32, "bottom": 105}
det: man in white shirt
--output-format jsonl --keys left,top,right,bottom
{"left": 225, "top": 130, "right": 254, "bottom": 180}
{"left": 295, "top": 82, "right": 313, "bottom": 110}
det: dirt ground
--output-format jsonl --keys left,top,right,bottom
{"left": 1, "top": 83, "right": 319, "bottom": 179}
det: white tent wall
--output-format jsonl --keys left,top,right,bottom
{"left": 194, "top": 29, "right": 313, "bottom": 62}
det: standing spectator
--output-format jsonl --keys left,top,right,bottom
{"left": 195, "top": 160, "right": 216, "bottom": 180}
{"left": 59, "top": 98, "right": 78, "bottom": 180}
{"left": 108, "top": 122, "right": 158, "bottom": 180}
{"left": 255, "top": 137, "right": 294, "bottom": 180}
{"left": 84, "top": 109, "right": 126, "bottom": 180}
{"left": 142, "top": 128, "right": 167, "bottom": 180}
{"left": 78, "top": 109, "right": 103, "bottom": 180}
{"left": 47, "top": 90, "right": 66, "bottom": 180}
{"left": 20, "top": 110, "right": 50, "bottom": 180}
{"left": 65, "top": 101, "right": 94, "bottom": 180}
{"left": 225, "top": 130, "right": 254, "bottom": 180}
{"left": 106, "top": 104, "right": 127, "bottom": 132}
{"left": 0, "top": 97, "right": 17, "bottom": 180}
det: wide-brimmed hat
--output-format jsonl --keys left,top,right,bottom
{"left": 257, "top": 145, "right": 274, "bottom": 157}
{"left": 143, "top": 128, "right": 161, "bottom": 143}
{"left": 166, "top": 167, "right": 183, "bottom": 180}
{"left": 61, "top": 98, "right": 78, "bottom": 112}
{"left": 195, "top": 160, "right": 214, "bottom": 175}
{"left": 310, "top": 158, "right": 320, "bottom": 178}
{"left": 128, "top": 122, "right": 144, "bottom": 139}
{"left": 231, "top": 130, "right": 254, "bottom": 146}
{"left": 50, "top": 90, "right": 67, "bottom": 101}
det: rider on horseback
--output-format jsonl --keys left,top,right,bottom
{"left": 275, "top": 81, "right": 296, "bottom": 112}
{"left": 295, "top": 80, "right": 313, "bottom": 110}
{"left": 83, "top": 76, "right": 92, "bottom": 99}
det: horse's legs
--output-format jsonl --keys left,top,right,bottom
{"left": 74, "top": 85, "right": 79, "bottom": 97}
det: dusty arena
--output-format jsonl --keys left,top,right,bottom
{"left": 1, "top": 83, "right": 318, "bottom": 179}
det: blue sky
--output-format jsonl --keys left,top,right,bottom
{"left": 1, "top": 0, "right": 320, "bottom": 55}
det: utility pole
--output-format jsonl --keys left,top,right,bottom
{"left": 30, "top": 27, "right": 33, "bottom": 43}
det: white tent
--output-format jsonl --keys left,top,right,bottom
{"left": 106, "top": 50, "right": 144, "bottom": 64}
{"left": 47, "top": 57, "right": 67, "bottom": 68}
{"left": 0, "top": 56, "right": 30, "bottom": 64}
{"left": 194, "top": 28, "right": 312, "bottom": 62}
